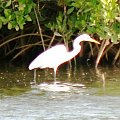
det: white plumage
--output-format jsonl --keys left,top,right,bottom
{"left": 29, "top": 34, "right": 99, "bottom": 82}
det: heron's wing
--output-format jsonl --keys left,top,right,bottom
{"left": 29, "top": 45, "right": 67, "bottom": 70}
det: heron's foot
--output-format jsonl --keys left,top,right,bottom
{"left": 30, "top": 81, "right": 37, "bottom": 86}
{"left": 53, "top": 81, "right": 61, "bottom": 85}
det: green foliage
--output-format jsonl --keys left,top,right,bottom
{"left": 46, "top": 0, "right": 120, "bottom": 43}
{"left": 0, "top": 0, "right": 119, "bottom": 64}
{"left": 88, "top": 0, "right": 120, "bottom": 43}
{"left": 1, "top": 0, "right": 119, "bottom": 42}
{"left": 0, "top": 0, "right": 35, "bottom": 31}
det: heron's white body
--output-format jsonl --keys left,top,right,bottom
{"left": 28, "top": 34, "right": 99, "bottom": 82}
{"left": 29, "top": 44, "right": 81, "bottom": 71}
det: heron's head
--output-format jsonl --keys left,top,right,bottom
{"left": 76, "top": 34, "right": 100, "bottom": 44}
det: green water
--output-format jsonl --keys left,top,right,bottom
{"left": 0, "top": 66, "right": 120, "bottom": 119}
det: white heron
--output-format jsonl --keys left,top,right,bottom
{"left": 29, "top": 34, "right": 99, "bottom": 83}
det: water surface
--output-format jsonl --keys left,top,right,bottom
{"left": 0, "top": 66, "right": 120, "bottom": 120}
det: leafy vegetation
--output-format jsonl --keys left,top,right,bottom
{"left": 0, "top": 0, "right": 120, "bottom": 66}
{"left": 0, "top": 0, "right": 35, "bottom": 30}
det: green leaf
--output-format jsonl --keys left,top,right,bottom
{"left": 15, "top": 25, "right": 19, "bottom": 31}
{"left": 111, "top": 35, "right": 118, "bottom": 43}
{"left": 5, "top": 0, "right": 11, "bottom": 7}
{"left": 67, "top": 7, "right": 74, "bottom": 15}
{"left": 0, "top": 16, "right": 8, "bottom": 25}
{"left": 18, "top": 4, "right": 26, "bottom": 11}
{"left": 18, "top": 0, "right": 26, "bottom": 4}
{"left": 10, "top": 21, "right": 17, "bottom": 28}
{"left": 24, "top": 15, "right": 32, "bottom": 21}
{"left": 112, "top": 22, "right": 120, "bottom": 34}
{"left": 8, "top": 22, "right": 12, "bottom": 30}
{"left": 4, "top": 9, "right": 12, "bottom": 18}
{"left": 19, "top": 24, "right": 24, "bottom": 29}
{"left": 25, "top": 3, "right": 34, "bottom": 14}
{"left": 83, "top": 8, "right": 92, "bottom": 13}
{"left": 57, "top": 12, "right": 63, "bottom": 22}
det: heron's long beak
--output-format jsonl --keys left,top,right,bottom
{"left": 89, "top": 38, "right": 100, "bottom": 44}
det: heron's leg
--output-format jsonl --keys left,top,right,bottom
{"left": 33, "top": 69, "right": 37, "bottom": 85}
{"left": 54, "top": 68, "right": 57, "bottom": 84}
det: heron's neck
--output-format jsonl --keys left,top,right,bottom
{"left": 72, "top": 37, "right": 83, "bottom": 56}
{"left": 67, "top": 41, "right": 81, "bottom": 60}
{"left": 72, "top": 41, "right": 81, "bottom": 56}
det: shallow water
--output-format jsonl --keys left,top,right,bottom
{"left": 0, "top": 66, "right": 120, "bottom": 120}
